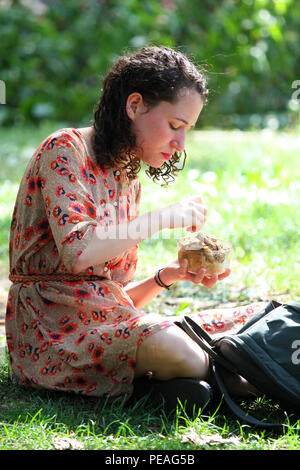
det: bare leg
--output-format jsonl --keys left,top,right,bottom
{"left": 214, "top": 368, "right": 260, "bottom": 397}
{"left": 135, "top": 325, "right": 210, "bottom": 380}
{"left": 135, "top": 325, "right": 260, "bottom": 397}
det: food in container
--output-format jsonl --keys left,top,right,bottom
{"left": 177, "top": 232, "right": 232, "bottom": 275}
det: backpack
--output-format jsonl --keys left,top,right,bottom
{"left": 179, "top": 300, "right": 300, "bottom": 430}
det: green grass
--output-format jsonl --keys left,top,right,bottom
{"left": 0, "top": 351, "right": 299, "bottom": 451}
{"left": 0, "top": 122, "right": 300, "bottom": 450}
{"left": 138, "top": 127, "right": 300, "bottom": 308}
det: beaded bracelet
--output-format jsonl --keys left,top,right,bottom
{"left": 154, "top": 268, "right": 174, "bottom": 290}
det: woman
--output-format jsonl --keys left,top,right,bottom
{"left": 6, "top": 46, "right": 262, "bottom": 412}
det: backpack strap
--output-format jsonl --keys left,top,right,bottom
{"left": 179, "top": 316, "right": 239, "bottom": 374}
{"left": 286, "top": 300, "right": 300, "bottom": 312}
{"left": 211, "top": 361, "right": 300, "bottom": 433}
{"left": 212, "top": 361, "right": 292, "bottom": 431}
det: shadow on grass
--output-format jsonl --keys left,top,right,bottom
{"left": 0, "top": 351, "right": 298, "bottom": 444}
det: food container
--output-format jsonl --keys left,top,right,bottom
{"left": 177, "top": 232, "right": 232, "bottom": 275}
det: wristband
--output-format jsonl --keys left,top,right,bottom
{"left": 154, "top": 268, "right": 174, "bottom": 290}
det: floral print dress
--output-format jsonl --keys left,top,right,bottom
{"left": 5, "top": 127, "right": 172, "bottom": 399}
{"left": 5, "top": 126, "right": 264, "bottom": 399}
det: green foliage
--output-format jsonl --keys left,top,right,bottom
{"left": 0, "top": 0, "right": 175, "bottom": 126}
{"left": 175, "top": 0, "right": 300, "bottom": 128}
{"left": 0, "top": 0, "right": 300, "bottom": 128}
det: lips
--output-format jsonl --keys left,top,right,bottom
{"left": 161, "top": 152, "right": 172, "bottom": 160}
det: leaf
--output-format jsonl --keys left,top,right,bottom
{"left": 175, "top": 301, "right": 190, "bottom": 315}
{"left": 179, "top": 428, "right": 241, "bottom": 448}
{"left": 52, "top": 435, "right": 84, "bottom": 450}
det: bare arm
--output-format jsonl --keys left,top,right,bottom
{"left": 124, "top": 275, "right": 166, "bottom": 310}
{"left": 72, "top": 208, "right": 162, "bottom": 273}
{"left": 124, "top": 261, "right": 231, "bottom": 310}
{"left": 72, "top": 196, "right": 207, "bottom": 274}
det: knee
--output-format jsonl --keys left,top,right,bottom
{"left": 151, "top": 333, "right": 189, "bottom": 379}
{"left": 135, "top": 325, "right": 209, "bottom": 381}
{"left": 135, "top": 327, "right": 180, "bottom": 379}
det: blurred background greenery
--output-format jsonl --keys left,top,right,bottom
{"left": 1, "top": 0, "right": 300, "bottom": 304}
{"left": 1, "top": 0, "right": 300, "bottom": 130}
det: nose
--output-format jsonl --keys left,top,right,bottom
{"left": 170, "top": 131, "right": 185, "bottom": 153}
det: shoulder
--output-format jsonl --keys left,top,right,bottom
{"left": 33, "top": 127, "right": 87, "bottom": 171}
{"left": 27, "top": 128, "right": 92, "bottom": 193}
{"left": 39, "top": 127, "right": 84, "bottom": 154}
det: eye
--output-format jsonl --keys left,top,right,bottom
{"left": 169, "top": 123, "right": 180, "bottom": 130}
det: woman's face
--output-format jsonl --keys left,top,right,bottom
{"left": 126, "top": 89, "right": 203, "bottom": 168}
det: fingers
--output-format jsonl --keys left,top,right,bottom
{"left": 178, "top": 258, "right": 206, "bottom": 283}
{"left": 175, "top": 257, "right": 231, "bottom": 288}
{"left": 185, "top": 198, "right": 207, "bottom": 210}
{"left": 178, "top": 257, "right": 188, "bottom": 276}
{"left": 188, "top": 196, "right": 207, "bottom": 212}
{"left": 179, "top": 259, "right": 205, "bottom": 280}
{"left": 201, "top": 273, "right": 218, "bottom": 288}
{"left": 190, "top": 195, "right": 204, "bottom": 205}
{"left": 187, "top": 268, "right": 231, "bottom": 287}
{"left": 201, "top": 268, "right": 231, "bottom": 287}
{"left": 192, "top": 268, "right": 207, "bottom": 283}
{"left": 164, "top": 194, "right": 208, "bottom": 231}
{"left": 186, "top": 198, "right": 208, "bottom": 218}
{"left": 185, "top": 201, "right": 207, "bottom": 232}
{"left": 217, "top": 268, "right": 231, "bottom": 280}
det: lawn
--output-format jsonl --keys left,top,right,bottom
{"left": 0, "top": 122, "right": 299, "bottom": 450}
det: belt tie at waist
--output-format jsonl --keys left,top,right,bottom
{"left": 9, "top": 273, "right": 105, "bottom": 283}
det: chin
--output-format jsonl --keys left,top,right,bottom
{"left": 141, "top": 153, "right": 167, "bottom": 168}
{"left": 142, "top": 158, "right": 161, "bottom": 169}
{"left": 151, "top": 162, "right": 166, "bottom": 169}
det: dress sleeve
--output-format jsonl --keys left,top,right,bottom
{"left": 37, "top": 130, "right": 99, "bottom": 272}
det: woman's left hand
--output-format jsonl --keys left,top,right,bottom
{"left": 160, "top": 258, "right": 231, "bottom": 289}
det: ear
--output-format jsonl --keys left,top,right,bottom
{"left": 126, "top": 92, "right": 146, "bottom": 120}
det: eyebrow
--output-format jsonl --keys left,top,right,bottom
{"left": 174, "top": 117, "right": 195, "bottom": 128}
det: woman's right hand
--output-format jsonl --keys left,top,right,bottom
{"left": 159, "top": 195, "right": 208, "bottom": 232}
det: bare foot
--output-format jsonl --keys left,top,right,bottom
{"left": 220, "top": 370, "right": 260, "bottom": 397}
{"left": 207, "top": 365, "right": 260, "bottom": 398}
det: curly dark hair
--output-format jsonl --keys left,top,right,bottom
{"left": 92, "top": 46, "right": 208, "bottom": 185}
